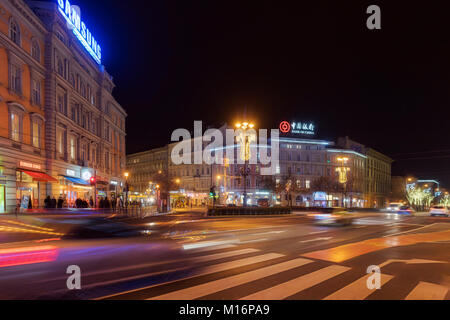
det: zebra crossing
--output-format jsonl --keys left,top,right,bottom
{"left": 100, "top": 245, "right": 449, "bottom": 300}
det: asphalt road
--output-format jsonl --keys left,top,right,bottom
{"left": 0, "top": 210, "right": 449, "bottom": 300}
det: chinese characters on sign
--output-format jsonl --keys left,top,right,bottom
{"left": 280, "top": 121, "right": 315, "bottom": 135}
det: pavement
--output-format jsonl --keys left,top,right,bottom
{"left": 0, "top": 209, "right": 448, "bottom": 300}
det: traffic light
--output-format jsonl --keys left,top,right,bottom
{"left": 90, "top": 177, "right": 96, "bottom": 185}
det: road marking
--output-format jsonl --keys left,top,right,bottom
{"left": 240, "top": 265, "right": 350, "bottom": 300}
{"left": 308, "top": 230, "right": 329, "bottom": 234}
{"left": 250, "top": 230, "right": 286, "bottom": 236}
{"left": 239, "top": 238, "right": 269, "bottom": 244}
{"left": 182, "top": 240, "right": 238, "bottom": 250}
{"left": 190, "top": 244, "right": 237, "bottom": 252}
{"left": 299, "top": 237, "right": 332, "bottom": 243}
{"left": 378, "top": 258, "right": 447, "bottom": 268}
{"left": 383, "top": 223, "right": 437, "bottom": 237}
{"left": 405, "top": 281, "right": 449, "bottom": 300}
{"left": 302, "top": 229, "right": 450, "bottom": 263}
{"left": 149, "top": 258, "right": 313, "bottom": 300}
{"left": 36, "top": 248, "right": 260, "bottom": 284}
{"left": 324, "top": 273, "right": 393, "bottom": 300}
{"left": 100, "top": 253, "right": 284, "bottom": 300}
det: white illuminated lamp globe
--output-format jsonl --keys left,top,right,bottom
{"left": 82, "top": 171, "right": 92, "bottom": 181}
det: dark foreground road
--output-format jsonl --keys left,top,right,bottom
{"left": 0, "top": 210, "right": 449, "bottom": 300}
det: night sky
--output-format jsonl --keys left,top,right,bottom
{"left": 71, "top": 0, "right": 450, "bottom": 185}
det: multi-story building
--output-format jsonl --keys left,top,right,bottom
{"left": 127, "top": 124, "right": 392, "bottom": 209}
{"left": 337, "top": 136, "right": 392, "bottom": 208}
{"left": 0, "top": 0, "right": 126, "bottom": 212}
{"left": 126, "top": 146, "right": 168, "bottom": 195}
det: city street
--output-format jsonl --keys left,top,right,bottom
{"left": 0, "top": 210, "right": 449, "bottom": 300}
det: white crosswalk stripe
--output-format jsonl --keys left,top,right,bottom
{"left": 98, "top": 246, "right": 449, "bottom": 300}
{"left": 405, "top": 281, "right": 449, "bottom": 300}
{"left": 149, "top": 257, "right": 313, "bottom": 300}
{"left": 240, "top": 265, "right": 350, "bottom": 300}
{"left": 324, "top": 273, "right": 394, "bottom": 300}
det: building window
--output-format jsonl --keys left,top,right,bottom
{"left": 10, "top": 113, "right": 20, "bottom": 142}
{"left": 9, "top": 19, "right": 20, "bottom": 45}
{"left": 57, "top": 58, "right": 64, "bottom": 77}
{"left": 56, "top": 31, "right": 65, "bottom": 43}
{"left": 71, "top": 106, "right": 76, "bottom": 122}
{"left": 32, "top": 121, "right": 40, "bottom": 148}
{"left": 57, "top": 129, "right": 64, "bottom": 155}
{"left": 70, "top": 136, "right": 76, "bottom": 160}
{"left": 81, "top": 144, "right": 87, "bottom": 161}
{"left": 31, "top": 79, "right": 41, "bottom": 105}
{"left": 306, "top": 180, "right": 310, "bottom": 189}
{"left": 10, "top": 64, "right": 22, "bottom": 94}
{"left": 31, "top": 40, "right": 40, "bottom": 61}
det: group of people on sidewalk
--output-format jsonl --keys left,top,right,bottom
{"left": 42, "top": 195, "right": 125, "bottom": 209}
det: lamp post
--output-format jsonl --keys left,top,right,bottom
{"left": 155, "top": 184, "right": 160, "bottom": 212}
{"left": 235, "top": 121, "right": 255, "bottom": 207}
{"left": 124, "top": 171, "right": 129, "bottom": 208}
{"left": 336, "top": 157, "right": 349, "bottom": 207}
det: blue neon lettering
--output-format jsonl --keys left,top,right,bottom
{"left": 57, "top": 0, "right": 101, "bottom": 64}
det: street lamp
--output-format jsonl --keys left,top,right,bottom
{"left": 155, "top": 184, "right": 160, "bottom": 212}
{"left": 124, "top": 172, "right": 129, "bottom": 207}
{"left": 336, "top": 157, "right": 350, "bottom": 207}
{"left": 235, "top": 121, "right": 255, "bottom": 207}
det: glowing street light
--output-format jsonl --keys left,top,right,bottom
{"left": 235, "top": 121, "right": 255, "bottom": 207}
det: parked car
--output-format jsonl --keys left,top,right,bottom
{"left": 309, "top": 207, "right": 354, "bottom": 226}
{"left": 429, "top": 206, "right": 449, "bottom": 217}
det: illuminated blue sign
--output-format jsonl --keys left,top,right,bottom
{"left": 57, "top": 0, "right": 102, "bottom": 64}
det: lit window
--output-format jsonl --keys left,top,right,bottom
{"left": 70, "top": 136, "right": 76, "bottom": 160}
{"left": 57, "top": 130, "right": 63, "bottom": 154}
{"left": 32, "top": 121, "right": 40, "bottom": 148}
{"left": 306, "top": 180, "right": 310, "bottom": 189}
{"left": 11, "top": 113, "right": 20, "bottom": 141}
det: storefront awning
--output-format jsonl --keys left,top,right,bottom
{"left": 63, "top": 175, "right": 90, "bottom": 185}
{"left": 20, "top": 170, "right": 58, "bottom": 182}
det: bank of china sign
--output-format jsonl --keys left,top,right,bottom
{"left": 57, "top": 0, "right": 102, "bottom": 64}
{"left": 279, "top": 120, "right": 315, "bottom": 135}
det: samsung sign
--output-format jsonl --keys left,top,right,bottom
{"left": 57, "top": 0, "right": 102, "bottom": 64}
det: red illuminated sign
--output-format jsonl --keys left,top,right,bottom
{"left": 279, "top": 121, "right": 291, "bottom": 133}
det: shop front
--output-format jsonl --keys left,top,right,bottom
{"left": 0, "top": 167, "right": 6, "bottom": 213}
{"left": 16, "top": 161, "right": 58, "bottom": 209}
{"left": 58, "top": 175, "right": 92, "bottom": 207}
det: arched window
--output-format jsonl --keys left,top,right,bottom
{"left": 9, "top": 18, "right": 20, "bottom": 45}
{"left": 31, "top": 39, "right": 40, "bottom": 61}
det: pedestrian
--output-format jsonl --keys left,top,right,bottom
{"left": 111, "top": 197, "right": 116, "bottom": 210}
{"left": 57, "top": 196, "right": 63, "bottom": 208}
{"left": 89, "top": 196, "right": 94, "bottom": 208}
{"left": 104, "top": 197, "right": 110, "bottom": 209}
{"left": 44, "top": 196, "right": 50, "bottom": 208}
{"left": 99, "top": 197, "right": 104, "bottom": 208}
{"left": 28, "top": 197, "right": 32, "bottom": 209}
{"left": 51, "top": 196, "right": 57, "bottom": 208}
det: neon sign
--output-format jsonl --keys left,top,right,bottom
{"left": 279, "top": 121, "right": 315, "bottom": 135}
{"left": 57, "top": 0, "right": 102, "bottom": 64}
